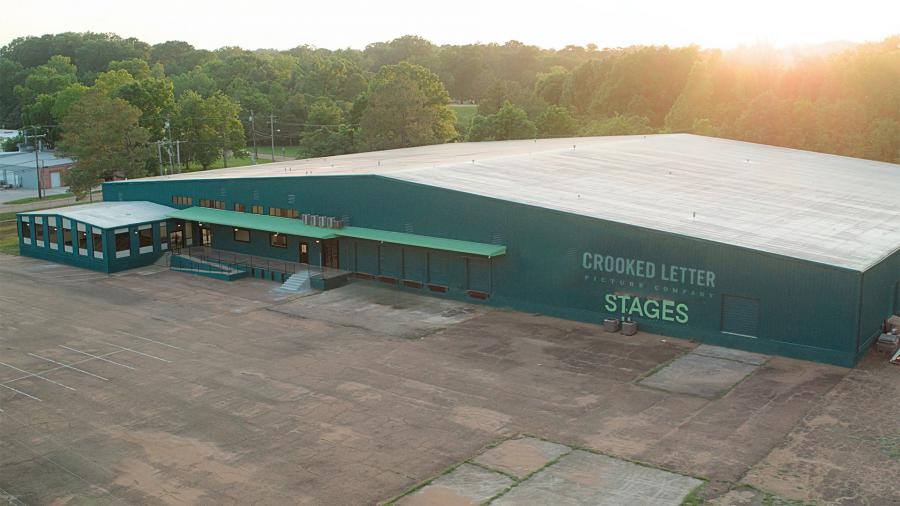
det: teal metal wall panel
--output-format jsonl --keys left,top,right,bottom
{"left": 403, "top": 248, "right": 427, "bottom": 282}
{"left": 428, "top": 250, "right": 451, "bottom": 286}
{"left": 380, "top": 244, "right": 402, "bottom": 278}
{"left": 105, "top": 174, "right": 879, "bottom": 366}
{"left": 721, "top": 295, "right": 760, "bottom": 337}
{"left": 858, "top": 249, "right": 900, "bottom": 353}
{"left": 355, "top": 240, "right": 379, "bottom": 274}
{"left": 467, "top": 257, "right": 491, "bottom": 292}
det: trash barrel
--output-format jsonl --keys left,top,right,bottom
{"left": 621, "top": 321, "right": 638, "bottom": 336}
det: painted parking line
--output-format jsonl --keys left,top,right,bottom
{"left": 0, "top": 361, "right": 76, "bottom": 391}
{"left": 58, "top": 346, "right": 136, "bottom": 370}
{"left": 100, "top": 343, "right": 171, "bottom": 363}
{"left": 118, "top": 330, "right": 185, "bottom": 350}
{"left": 0, "top": 382, "right": 42, "bottom": 402}
{"left": 27, "top": 353, "right": 109, "bottom": 381}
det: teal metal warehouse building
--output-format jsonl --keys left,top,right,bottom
{"left": 19, "top": 135, "right": 900, "bottom": 366}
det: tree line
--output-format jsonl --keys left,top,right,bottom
{"left": 0, "top": 32, "right": 897, "bottom": 195}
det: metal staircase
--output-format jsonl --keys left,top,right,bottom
{"left": 276, "top": 271, "right": 311, "bottom": 293}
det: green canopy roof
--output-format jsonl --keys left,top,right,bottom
{"left": 167, "top": 207, "right": 506, "bottom": 257}
{"left": 167, "top": 207, "right": 338, "bottom": 239}
{"left": 338, "top": 227, "right": 506, "bottom": 257}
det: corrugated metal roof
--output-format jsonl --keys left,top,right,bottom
{"left": 114, "top": 134, "right": 900, "bottom": 270}
{"left": 19, "top": 201, "right": 174, "bottom": 229}
{"left": 167, "top": 207, "right": 506, "bottom": 256}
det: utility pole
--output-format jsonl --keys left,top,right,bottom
{"left": 175, "top": 140, "right": 181, "bottom": 171}
{"left": 222, "top": 118, "right": 228, "bottom": 168}
{"left": 269, "top": 114, "right": 276, "bottom": 162}
{"left": 26, "top": 133, "right": 46, "bottom": 199}
{"left": 250, "top": 112, "right": 258, "bottom": 164}
{"left": 157, "top": 140, "right": 163, "bottom": 175}
{"left": 165, "top": 119, "right": 175, "bottom": 175}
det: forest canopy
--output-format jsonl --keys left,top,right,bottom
{"left": 1, "top": 32, "right": 898, "bottom": 193}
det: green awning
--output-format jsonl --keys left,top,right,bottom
{"left": 167, "top": 207, "right": 506, "bottom": 257}
{"left": 167, "top": 207, "right": 338, "bottom": 239}
{"left": 338, "top": 227, "right": 506, "bottom": 257}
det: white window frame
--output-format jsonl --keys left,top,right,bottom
{"left": 48, "top": 218, "right": 59, "bottom": 251}
{"left": 159, "top": 222, "right": 168, "bottom": 251}
{"left": 76, "top": 223, "right": 87, "bottom": 255}
{"left": 92, "top": 229, "right": 104, "bottom": 260}
{"left": 62, "top": 218, "right": 73, "bottom": 253}
{"left": 114, "top": 227, "right": 130, "bottom": 259}
{"left": 34, "top": 216, "right": 44, "bottom": 247}
{"left": 138, "top": 224, "right": 154, "bottom": 254}
{"left": 22, "top": 217, "right": 31, "bottom": 245}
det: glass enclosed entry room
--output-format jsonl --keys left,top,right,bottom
{"left": 17, "top": 201, "right": 176, "bottom": 273}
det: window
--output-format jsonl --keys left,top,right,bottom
{"left": 233, "top": 228, "right": 251, "bottom": 243}
{"left": 138, "top": 225, "right": 153, "bottom": 253}
{"left": 200, "top": 199, "right": 225, "bottom": 209}
{"left": 62, "top": 219, "right": 73, "bottom": 252}
{"left": 172, "top": 196, "right": 193, "bottom": 206}
{"left": 234, "top": 203, "right": 245, "bottom": 212}
{"left": 159, "top": 222, "right": 168, "bottom": 250}
{"left": 48, "top": 224, "right": 59, "bottom": 249}
{"left": 92, "top": 229, "right": 103, "bottom": 259}
{"left": 21, "top": 220, "right": 31, "bottom": 245}
{"left": 269, "top": 207, "right": 298, "bottom": 218}
{"left": 115, "top": 228, "right": 130, "bottom": 258}
{"left": 251, "top": 205, "right": 263, "bottom": 214}
{"left": 34, "top": 221, "right": 44, "bottom": 246}
{"left": 270, "top": 233, "right": 287, "bottom": 248}
{"left": 77, "top": 232, "right": 88, "bottom": 253}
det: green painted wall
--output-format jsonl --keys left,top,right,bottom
{"left": 17, "top": 213, "right": 169, "bottom": 273}
{"left": 103, "top": 175, "right": 893, "bottom": 366}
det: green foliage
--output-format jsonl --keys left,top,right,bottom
{"left": 357, "top": 62, "right": 456, "bottom": 151}
{"left": 2, "top": 31, "right": 899, "bottom": 169}
{"left": 580, "top": 114, "right": 655, "bottom": 136}
{"left": 56, "top": 90, "right": 150, "bottom": 196}
{"left": 537, "top": 106, "right": 578, "bottom": 138}
{"left": 173, "top": 91, "right": 244, "bottom": 169}
{"left": 468, "top": 101, "right": 537, "bottom": 141}
{"left": 1, "top": 134, "right": 23, "bottom": 152}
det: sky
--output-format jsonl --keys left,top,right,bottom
{"left": 2, "top": 0, "right": 897, "bottom": 51}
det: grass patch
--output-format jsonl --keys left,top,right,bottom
{"left": 0, "top": 219, "right": 20, "bottom": 255}
{"left": 450, "top": 104, "right": 478, "bottom": 125}
{"left": 3, "top": 192, "right": 74, "bottom": 205}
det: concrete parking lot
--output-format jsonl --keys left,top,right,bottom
{"left": 0, "top": 254, "right": 897, "bottom": 505}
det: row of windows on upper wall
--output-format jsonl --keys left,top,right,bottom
{"left": 176, "top": 195, "right": 299, "bottom": 220}
{"left": 232, "top": 227, "right": 288, "bottom": 249}
{"left": 199, "top": 199, "right": 225, "bottom": 209}
{"left": 21, "top": 216, "right": 104, "bottom": 260}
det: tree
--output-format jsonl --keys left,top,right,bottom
{"left": 580, "top": 114, "right": 654, "bottom": 136}
{"left": 467, "top": 101, "right": 537, "bottom": 141}
{"left": 14, "top": 55, "right": 77, "bottom": 105}
{"left": 57, "top": 91, "right": 150, "bottom": 196}
{"left": 537, "top": 106, "right": 577, "bottom": 138}
{"left": 357, "top": 62, "right": 456, "bottom": 151}
{"left": 173, "top": 91, "right": 244, "bottom": 169}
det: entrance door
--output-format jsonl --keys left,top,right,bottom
{"left": 321, "top": 239, "right": 339, "bottom": 269}
{"left": 50, "top": 171, "right": 61, "bottom": 188}
{"left": 169, "top": 230, "right": 184, "bottom": 251}
{"left": 200, "top": 226, "right": 212, "bottom": 246}
{"left": 299, "top": 241, "right": 309, "bottom": 264}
